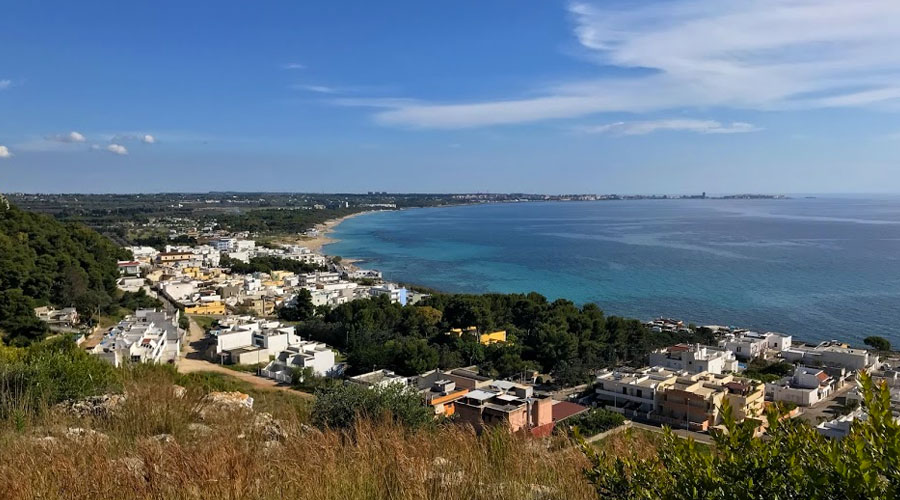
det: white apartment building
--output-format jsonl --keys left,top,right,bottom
{"left": 368, "top": 283, "right": 408, "bottom": 305}
{"left": 767, "top": 365, "right": 835, "bottom": 407}
{"left": 649, "top": 344, "right": 739, "bottom": 375}
{"left": 718, "top": 331, "right": 793, "bottom": 361}
{"left": 261, "top": 341, "right": 337, "bottom": 383}
{"left": 92, "top": 309, "right": 180, "bottom": 366}
{"left": 594, "top": 366, "right": 681, "bottom": 418}
{"left": 781, "top": 341, "right": 878, "bottom": 371}
{"left": 215, "top": 319, "right": 300, "bottom": 365}
{"left": 349, "top": 369, "right": 410, "bottom": 389}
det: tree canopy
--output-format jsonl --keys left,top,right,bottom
{"left": 296, "top": 292, "right": 714, "bottom": 382}
{"left": 0, "top": 201, "right": 129, "bottom": 345}
{"left": 582, "top": 372, "right": 900, "bottom": 499}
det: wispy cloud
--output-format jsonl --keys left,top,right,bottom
{"left": 46, "top": 131, "right": 86, "bottom": 143}
{"left": 354, "top": 0, "right": 900, "bottom": 128}
{"left": 579, "top": 119, "right": 761, "bottom": 136}
{"left": 107, "top": 132, "right": 157, "bottom": 144}
{"left": 0, "top": 80, "right": 11, "bottom": 90}
{"left": 291, "top": 84, "right": 340, "bottom": 94}
{"left": 105, "top": 144, "right": 128, "bottom": 155}
{"left": 0, "top": 146, "right": 12, "bottom": 158}
{"left": 281, "top": 62, "right": 306, "bottom": 70}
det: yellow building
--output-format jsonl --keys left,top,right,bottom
{"left": 184, "top": 301, "right": 226, "bottom": 315}
{"left": 448, "top": 326, "right": 507, "bottom": 345}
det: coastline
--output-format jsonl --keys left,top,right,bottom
{"left": 295, "top": 210, "right": 377, "bottom": 253}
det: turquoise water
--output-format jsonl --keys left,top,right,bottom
{"left": 325, "top": 198, "right": 900, "bottom": 345}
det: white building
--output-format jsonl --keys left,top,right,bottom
{"left": 160, "top": 280, "right": 198, "bottom": 302}
{"left": 767, "top": 365, "right": 835, "bottom": 407}
{"left": 215, "top": 319, "right": 299, "bottom": 365}
{"left": 594, "top": 366, "right": 681, "bottom": 418}
{"left": 781, "top": 341, "right": 878, "bottom": 371}
{"left": 368, "top": 283, "right": 408, "bottom": 306}
{"left": 649, "top": 344, "right": 739, "bottom": 375}
{"left": 92, "top": 309, "right": 180, "bottom": 366}
{"left": 349, "top": 369, "right": 410, "bottom": 389}
{"left": 261, "top": 341, "right": 337, "bottom": 383}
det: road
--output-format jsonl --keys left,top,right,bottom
{"left": 796, "top": 379, "right": 856, "bottom": 425}
{"left": 176, "top": 316, "right": 312, "bottom": 397}
{"left": 630, "top": 421, "right": 716, "bottom": 445}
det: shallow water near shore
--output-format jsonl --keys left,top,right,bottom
{"left": 325, "top": 197, "right": 900, "bottom": 346}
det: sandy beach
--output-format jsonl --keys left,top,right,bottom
{"left": 294, "top": 210, "right": 374, "bottom": 253}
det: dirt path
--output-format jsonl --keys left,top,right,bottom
{"left": 176, "top": 316, "right": 312, "bottom": 397}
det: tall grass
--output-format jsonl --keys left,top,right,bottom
{"left": 0, "top": 342, "right": 596, "bottom": 499}
{"left": 0, "top": 375, "right": 596, "bottom": 499}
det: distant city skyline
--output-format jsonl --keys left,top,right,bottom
{"left": 2, "top": 1, "right": 900, "bottom": 194}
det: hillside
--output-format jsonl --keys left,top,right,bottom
{"left": 0, "top": 196, "right": 129, "bottom": 345}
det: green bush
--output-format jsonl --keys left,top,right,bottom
{"left": 582, "top": 372, "right": 900, "bottom": 499}
{"left": 311, "top": 382, "right": 433, "bottom": 430}
{"left": 0, "top": 337, "right": 122, "bottom": 419}
{"left": 567, "top": 407, "right": 626, "bottom": 437}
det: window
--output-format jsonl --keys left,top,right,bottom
{"left": 622, "top": 387, "right": 628, "bottom": 395}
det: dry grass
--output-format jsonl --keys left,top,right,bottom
{"left": 0, "top": 372, "right": 596, "bottom": 500}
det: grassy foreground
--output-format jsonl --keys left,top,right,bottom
{"left": 0, "top": 361, "right": 596, "bottom": 500}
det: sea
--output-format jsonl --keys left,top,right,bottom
{"left": 324, "top": 197, "right": 900, "bottom": 346}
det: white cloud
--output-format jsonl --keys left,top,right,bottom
{"left": 580, "top": 119, "right": 761, "bottom": 136}
{"left": 0, "top": 146, "right": 11, "bottom": 158}
{"left": 141, "top": 134, "right": 156, "bottom": 144}
{"left": 281, "top": 63, "right": 306, "bottom": 70}
{"left": 47, "top": 131, "right": 86, "bottom": 143}
{"left": 291, "top": 84, "right": 340, "bottom": 94}
{"left": 106, "top": 144, "right": 128, "bottom": 155}
{"left": 357, "top": 0, "right": 900, "bottom": 128}
{"left": 0, "top": 80, "right": 11, "bottom": 90}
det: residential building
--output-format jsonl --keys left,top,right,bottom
{"left": 349, "top": 369, "right": 410, "bottom": 389}
{"left": 184, "top": 301, "right": 226, "bottom": 315}
{"left": 781, "top": 341, "right": 879, "bottom": 371}
{"left": 447, "top": 326, "right": 508, "bottom": 345}
{"left": 91, "top": 309, "right": 180, "bottom": 366}
{"left": 156, "top": 251, "right": 193, "bottom": 264}
{"left": 719, "top": 330, "right": 792, "bottom": 360}
{"left": 369, "top": 283, "right": 408, "bottom": 305}
{"left": 594, "top": 366, "right": 680, "bottom": 419}
{"left": 649, "top": 344, "right": 739, "bottom": 374}
{"left": 215, "top": 319, "right": 299, "bottom": 365}
{"left": 654, "top": 372, "right": 764, "bottom": 431}
{"left": 34, "top": 306, "right": 79, "bottom": 328}
{"left": 767, "top": 365, "right": 835, "bottom": 407}
{"left": 117, "top": 260, "right": 142, "bottom": 276}
{"left": 454, "top": 389, "right": 554, "bottom": 435}
{"left": 261, "top": 341, "right": 337, "bottom": 383}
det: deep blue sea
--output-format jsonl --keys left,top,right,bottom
{"left": 325, "top": 198, "right": 900, "bottom": 346}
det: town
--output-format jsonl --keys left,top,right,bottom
{"left": 35, "top": 219, "right": 897, "bottom": 444}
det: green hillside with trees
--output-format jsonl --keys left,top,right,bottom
{"left": 282, "top": 292, "right": 715, "bottom": 385}
{"left": 0, "top": 199, "right": 129, "bottom": 346}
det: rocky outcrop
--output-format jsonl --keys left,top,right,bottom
{"left": 55, "top": 394, "right": 126, "bottom": 419}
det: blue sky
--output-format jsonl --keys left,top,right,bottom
{"left": 2, "top": 0, "right": 899, "bottom": 194}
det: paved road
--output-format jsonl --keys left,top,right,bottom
{"left": 176, "top": 316, "right": 312, "bottom": 397}
{"left": 630, "top": 421, "right": 716, "bottom": 445}
{"left": 797, "top": 380, "right": 856, "bottom": 425}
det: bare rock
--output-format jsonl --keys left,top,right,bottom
{"left": 199, "top": 391, "right": 254, "bottom": 420}
{"left": 56, "top": 394, "right": 127, "bottom": 419}
{"left": 64, "top": 427, "right": 108, "bottom": 442}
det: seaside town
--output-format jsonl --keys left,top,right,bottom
{"left": 29, "top": 208, "right": 897, "bottom": 445}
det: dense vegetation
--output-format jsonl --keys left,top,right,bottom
{"left": 221, "top": 254, "right": 323, "bottom": 275}
{"left": 583, "top": 372, "right": 900, "bottom": 499}
{"left": 565, "top": 408, "right": 626, "bottom": 437}
{"left": 741, "top": 358, "right": 795, "bottom": 383}
{"left": 864, "top": 335, "right": 892, "bottom": 351}
{"left": 311, "top": 382, "right": 435, "bottom": 430}
{"left": 0, "top": 201, "right": 129, "bottom": 345}
{"left": 294, "top": 293, "right": 714, "bottom": 385}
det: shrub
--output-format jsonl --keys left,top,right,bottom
{"left": 567, "top": 408, "right": 625, "bottom": 437}
{"left": 581, "top": 372, "right": 900, "bottom": 499}
{"left": 312, "top": 382, "right": 433, "bottom": 430}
